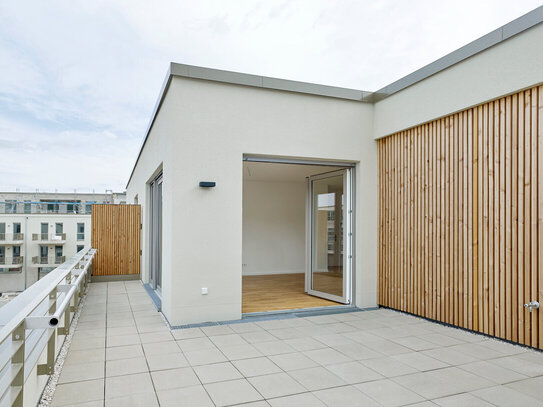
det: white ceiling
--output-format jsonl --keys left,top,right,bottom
{"left": 243, "top": 162, "right": 348, "bottom": 183}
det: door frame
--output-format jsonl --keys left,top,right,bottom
{"left": 305, "top": 168, "right": 353, "bottom": 304}
{"left": 242, "top": 154, "right": 357, "bottom": 311}
{"left": 149, "top": 172, "right": 163, "bottom": 293}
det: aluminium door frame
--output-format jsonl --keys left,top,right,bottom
{"left": 149, "top": 172, "right": 163, "bottom": 292}
{"left": 305, "top": 168, "right": 353, "bottom": 305}
{"left": 242, "top": 155, "right": 357, "bottom": 310}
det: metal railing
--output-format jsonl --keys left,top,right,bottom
{"left": 0, "top": 202, "right": 96, "bottom": 215}
{"left": 0, "top": 234, "right": 24, "bottom": 242}
{"left": 0, "top": 248, "right": 96, "bottom": 407}
{"left": 32, "top": 233, "right": 66, "bottom": 242}
{"left": 0, "top": 257, "right": 24, "bottom": 266}
{"left": 31, "top": 256, "right": 66, "bottom": 265}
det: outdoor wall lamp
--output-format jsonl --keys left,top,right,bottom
{"left": 199, "top": 182, "right": 216, "bottom": 188}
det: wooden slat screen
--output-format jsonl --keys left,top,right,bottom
{"left": 378, "top": 85, "right": 543, "bottom": 349}
{"left": 91, "top": 204, "right": 141, "bottom": 276}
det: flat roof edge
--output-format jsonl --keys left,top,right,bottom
{"left": 126, "top": 66, "right": 173, "bottom": 188}
{"left": 374, "top": 5, "right": 543, "bottom": 98}
{"left": 170, "top": 62, "right": 372, "bottom": 101}
{"left": 126, "top": 6, "right": 543, "bottom": 188}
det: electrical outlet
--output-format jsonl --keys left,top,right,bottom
{"left": 201, "top": 287, "right": 208, "bottom": 295}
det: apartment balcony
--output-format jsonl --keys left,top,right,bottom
{"left": 32, "top": 233, "right": 66, "bottom": 244}
{"left": 31, "top": 255, "right": 66, "bottom": 266}
{"left": 0, "top": 256, "right": 23, "bottom": 268}
{"left": 0, "top": 233, "right": 24, "bottom": 245}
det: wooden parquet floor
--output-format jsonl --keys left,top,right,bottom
{"left": 242, "top": 273, "right": 341, "bottom": 313}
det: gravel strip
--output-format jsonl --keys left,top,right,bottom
{"left": 38, "top": 290, "right": 89, "bottom": 407}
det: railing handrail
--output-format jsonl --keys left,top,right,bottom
{"left": 0, "top": 249, "right": 94, "bottom": 347}
{"left": 0, "top": 248, "right": 96, "bottom": 406}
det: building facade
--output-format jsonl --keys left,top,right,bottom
{"left": 0, "top": 192, "right": 126, "bottom": 292}
{"left": 126, "top": 8, "right": 543, "bottom": 326}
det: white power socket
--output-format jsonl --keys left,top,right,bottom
{"left": 201, "top": 287, "right": 208, "bottom": 295}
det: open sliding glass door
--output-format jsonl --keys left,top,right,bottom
{"left": 306, "top": 169, "right": 352, "bottom": 304}
{"left": 149, "top": 173, "right": 163, "bottom": 293}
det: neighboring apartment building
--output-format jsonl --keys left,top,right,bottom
{"left": 126, "top": 7, "right": 543, "bottom": 327}
{"left": 0, "top": 191, "right": 126, "bottom": 292}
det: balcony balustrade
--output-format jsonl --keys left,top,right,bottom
{"left": 31, "top": 256, "right": 66, "bottom": 265}
{"left": 0, "top": 256, "right": 24, "bottom": 266}
{"left": 0, "top": 201, "right": 95, "bottom": 214}
{"left": 32, "top": 233, "right": 66, "bottom": 243}
{"left": 0, "top": 233, "right": 24, "bottom": 243}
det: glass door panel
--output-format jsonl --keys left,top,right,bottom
{"left": 307, "top": 169, "right": 351, "bottom": 304}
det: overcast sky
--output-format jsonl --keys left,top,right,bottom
{"left": 0, "top": 1, "right": 541, "bottom": 193}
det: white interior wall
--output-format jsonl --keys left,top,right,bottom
{"left": 242, "top": 180, "right": 305, "bottom": 276}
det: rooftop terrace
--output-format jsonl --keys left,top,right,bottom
{"left": 48, "top": 281, "right": 543, "bottom": 407}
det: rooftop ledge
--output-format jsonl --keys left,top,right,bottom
{"left": 126, "top": 6, "right": 543, "bottom": 188}
{"left": 169, "top": 6, "right": 543, "bottom": 103}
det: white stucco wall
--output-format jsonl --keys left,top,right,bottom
{"left": 126, "top": 20, "right": 543, "bottom": 326}
{"left": 242, "top": 180, "right": 306, "bottom": 276}
{"left": 373, "top": 22, "right": 543, "bottom": 139}
{"left": 127, "top": 77, "right": 377, "bottom": 325}
{"left": 125, "top": 101, "right": 171, "bottom": 317}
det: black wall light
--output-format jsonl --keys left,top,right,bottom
{"left": 199, "top": 181, "right": 216, "bottom": 188}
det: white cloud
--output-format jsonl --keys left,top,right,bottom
{"left": 0, "top": 0, "right": 541, "bottom": 192}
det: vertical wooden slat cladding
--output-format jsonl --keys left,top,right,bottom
{"left": 378, "top": 85, "right": 542, "bottom": 350}
{"left": 91, "top": 204, "right": 141, "bottom": 276}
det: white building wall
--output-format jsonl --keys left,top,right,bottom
{"left": 127, "top": 77, "right": 377, "bottom": 326}
{"left": 0, "top": 215, "right": 91, "bottom": 292}
{"left": 373, "top": 22, "right": 543, "bottom": 139}
{"left": 126, "top": 11, "right": 543, "bottom": 327}
{"left": 124, "top": 95, "right": 172, "bottom": 316}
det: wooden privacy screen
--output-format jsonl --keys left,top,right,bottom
{"left": 378, "top": 85, "right": 543, "bottom": 349}
{"left": 91, "top": 204, "right": 141, "bottom": 276}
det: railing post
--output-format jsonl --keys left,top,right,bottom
{"left": 58, "top": 271, "right": 72, "bottom": 336}
{"left": 88, "top": 261, "right": 93, "bottom": 284}
{"left": 80, "top": 271, "right": 85, "bottom": 298}
{"left": 11, "top": 322, "right": 25, "bottom": 407}
{"left": 37, "top": 288, "right": 57, "bottom": 376}
{"left": 72, "top": 281, "right": 80, "bottom": 314}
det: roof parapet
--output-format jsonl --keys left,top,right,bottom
{"left": 126, "top": 5, "right": 543, "bottom": 188}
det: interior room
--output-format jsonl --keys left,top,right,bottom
{"left": 242, "top": 160, "right": 353, "bottom": 313}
